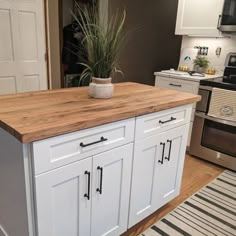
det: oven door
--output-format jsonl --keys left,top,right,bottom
{"left": 190, "top": 112, "right": 236, "bottom": 170}
{"left": 220, "top": 0, "right": 236, "bottom": 32}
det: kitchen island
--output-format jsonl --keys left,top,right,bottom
{"left": 0, "top": 82, "right": 200, "bottom": 236}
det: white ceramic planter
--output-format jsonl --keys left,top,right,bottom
{"left": 89, "top": 77, "right": 114, "bottom": 99}
{"left": 194, "top": 66, "right": 206, "bottom": 73}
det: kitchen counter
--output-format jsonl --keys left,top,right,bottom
{"left": 154, "top": 71, "right": 223, "bottom": 82}
{"left": 0, "top": 82, "right": 200, "bottom": 143}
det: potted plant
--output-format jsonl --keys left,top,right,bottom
{"left": 73, "top": 3, "right": 126, "bottom": 98}
{"left": 193, "top": 56, "right": 209, "bottom": 73}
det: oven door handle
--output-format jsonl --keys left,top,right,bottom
{"left": 195, "top": 112, "right": 236, "bottom": 127}
{"left": 199, "top": 85, "right": 213, "bottom": 91}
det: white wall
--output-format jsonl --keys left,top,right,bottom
{"left": 181, "top": 35, "right": 236, "bottom": 74}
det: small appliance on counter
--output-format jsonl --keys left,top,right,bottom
{"left": 190, "top": 52, "right": 236, "bottom": 171}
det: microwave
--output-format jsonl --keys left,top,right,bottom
{"left": 219, "top": 0, "right": 236, "bottom": 32}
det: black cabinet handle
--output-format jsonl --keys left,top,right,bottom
{"left": 159, "top": 117, "right": 176, "bottom": 124}
{"left": 96, "top": 166, "right": 103, "bottom": 194}
{"left": 165, "top": 139, "right": 172, "bottom": 161}
{"left": 80, "top": 137, "right": 108, "bottom": 148}
{"left": 84, "top": 171, "right": 91, "bottom": 200}
{"left": 169, "top": 83, "right": 182, "bottom": 87}
{"left": 159, "top": 142, "right": 165, "bottom": 165}
{"left": 217, "top": 14, "right": 222, "bottom": 29}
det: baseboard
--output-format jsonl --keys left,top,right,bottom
{"left": 0, "top": 225, "right": 8, "bottom": 236}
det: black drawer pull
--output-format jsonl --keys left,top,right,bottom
{"left": 165, "top": 139, "right": 172, "bottom": 161}
{"left": 158, "top": 142, "right": 165, "bottom": 165}
{"left": 159, "top": 117, "right": 176, "bottom": 124}
{"left": 84, "top": 171, "right": 91, "bottom": 200}
{"left": 96, "top": 166, "right": 103, "bottom": 194}
{"left": 80, "top": 137, "right": 108, "bottom": 148}
{"left": 169, "top": 83, "right": 182, "bottom": 87}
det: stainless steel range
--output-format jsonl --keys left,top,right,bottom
{"left": 190, "top": 53, "right": 236, "bottom": 171}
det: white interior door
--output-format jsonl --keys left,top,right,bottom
{"left": 0, "top": 0, "right": 48, "bottom": 95}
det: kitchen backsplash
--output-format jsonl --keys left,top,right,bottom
{"left": 181, "top": 35, "right": 236, "bottom": 74}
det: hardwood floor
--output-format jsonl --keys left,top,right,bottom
{"left": 122, "top": 154, "right": 224, "bottom": 236}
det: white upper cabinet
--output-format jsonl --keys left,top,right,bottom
{"left": 175, "top": 0, "right": 224, "bottom": 36}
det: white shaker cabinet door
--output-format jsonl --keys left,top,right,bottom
{"left": 128, "top": 133, "right": 163, "bottom": 227}
{"left": 153, "top": 124, "right": 189, "bottom": 210}
{"left": 129, "top": 124, "right": 189, "bottom": 227}
{"left": 175, "top": 0, "right": 224, "bottom": 36}
{"left": 91, "top": 144, "right": 133, "bottom": 236}
{"left": 35, "top": 157, "right": 92, "bottom": 236}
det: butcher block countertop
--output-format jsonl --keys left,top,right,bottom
{"left": 0, "top": 82, "right": 200, "bottom": 143}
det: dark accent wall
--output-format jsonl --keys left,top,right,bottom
{"left": 110, "top": 0, "right": 182, "bottom": 85}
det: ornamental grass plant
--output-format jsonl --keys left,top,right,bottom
{"left": 73, "top": 2, "right": 126, "bottom": 84}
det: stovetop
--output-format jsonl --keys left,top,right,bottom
{"left": 200, "top": 77, "right": 236, "bottom": 91}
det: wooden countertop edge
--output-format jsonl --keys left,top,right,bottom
{"left": 1, "top": 95, "right": 200, "bottom": 143}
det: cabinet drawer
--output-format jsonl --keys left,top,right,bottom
{"left": 135, "top": 105, "right": 192, "bottom": 140}
{"left": 32, "top": 118, "right": 135, "bottom": 175}
{"left": 156, "top": 77, "right": 199, "bottom": 94}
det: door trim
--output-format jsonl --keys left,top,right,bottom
{"left": 44, "top": 0, "right": 50, "bottom": 89}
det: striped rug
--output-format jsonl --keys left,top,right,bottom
{"left": 140, "top": 170, "right": 236, "bottom": 236}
